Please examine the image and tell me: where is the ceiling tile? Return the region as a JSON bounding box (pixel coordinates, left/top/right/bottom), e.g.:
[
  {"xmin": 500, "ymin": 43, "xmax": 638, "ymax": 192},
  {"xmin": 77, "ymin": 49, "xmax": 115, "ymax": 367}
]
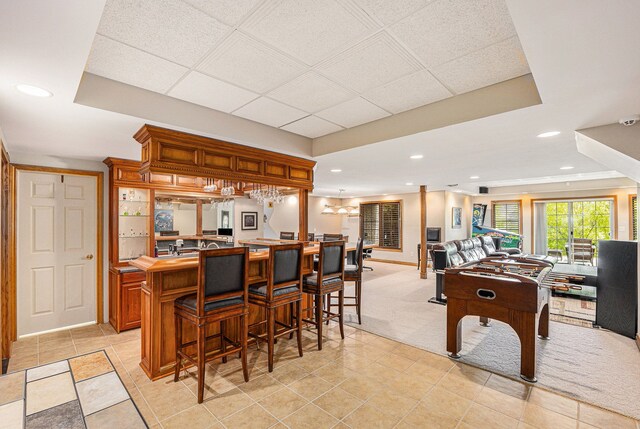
[
  {"xmin": 316, "ymin": 97, "xmax": 390, "ymax": 128},
  {"xmin": 233, "ymin": 97, "xmax": 308, "ymax": 127},
  {"xmin": 181, "ymin": 0, "xmax": 262, "ymax": 26},
  {"xmin": 167, "ymin": 71, "xmax": 258, "ymax": 113},
  {"xmin": 431, "ymin": 36, "xmax": 530, "ymax": 94},
  {"xmin": 319, "ymin": 32, "xmax": 421, "ymax": 93},
  {"xmin": 268, "ymin": 72, "xmax": 353, "ymax": 113},
  {"xmin": 390, "ymin": 0, "xmax": 517, "ymax": 67},
  {"xmin": 353, "ymin": 0, "xmax": 433, "ymax": 26},
  {"xmin": 86, "ymin": 35, "xmax": 188, "ymax": 93},
  {"xmin": 197, "ymin": 31, "xmax": 305, "ymax": 93},
  {"xmin": 241, "ymin": 0, "xmax": 377, "ymax": 65},
  {"xmin": 363, "ymin": 70, "xmax": 452, "ymax": 114},
  {"xmin": 98, "ymin": 0, "xmax": 230, "ymax": 67},
  {"xmin": 281, "ymin": 116, "xmax": 343, "ymax": 138}
]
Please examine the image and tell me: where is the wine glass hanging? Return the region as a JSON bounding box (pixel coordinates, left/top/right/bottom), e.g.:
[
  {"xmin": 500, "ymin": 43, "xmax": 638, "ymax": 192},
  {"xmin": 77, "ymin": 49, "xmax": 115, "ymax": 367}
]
[
  {"xmin": 249, "ymin": 184, "xmax": 284, "ymax": 204},
  {"xmin": 203, "ymin": 178, "xmax": 217, "ymax": 193}
]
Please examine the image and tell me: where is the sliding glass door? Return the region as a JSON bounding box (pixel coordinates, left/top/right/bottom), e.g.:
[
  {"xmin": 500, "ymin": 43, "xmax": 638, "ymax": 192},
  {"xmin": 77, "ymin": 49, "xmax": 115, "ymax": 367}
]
[{"xmin": 535, "ymin": 199, "xmax": 614, "ymax": 263}]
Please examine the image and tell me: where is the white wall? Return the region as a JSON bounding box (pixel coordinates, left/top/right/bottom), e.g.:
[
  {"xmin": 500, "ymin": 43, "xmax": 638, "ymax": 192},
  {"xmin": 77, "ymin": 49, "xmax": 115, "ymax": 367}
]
[
  {"xmin": 234, "ymin": 197, "xmax": 264, "ymax": 243},
  {"xmin": 471, "ymin": 184, "xmax": 637, "ymax": 253},
  {"xmin": 444, "ymin": 191, "xmax": 472, "ymax": 241},
  {"xmin": 263, "ymin": 196, "xmax": 343, "ymax": 239},
  {"xmin": 173, "ymin": 203, "xmax": 197, "ymax": 235},
  {"xmin": 9, "ymin": 152, "xmax": 110, "ymax": 322}
]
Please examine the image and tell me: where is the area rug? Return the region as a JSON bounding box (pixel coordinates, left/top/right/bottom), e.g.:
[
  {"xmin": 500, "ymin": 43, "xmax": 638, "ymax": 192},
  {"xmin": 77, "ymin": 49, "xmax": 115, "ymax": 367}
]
[
  {"xmin": 0, "ymin": 350, "xmax": 147, "ymax": 428},
  {"xmin": 343, "ymin": 262, "xmax": 640, "ymax": 420}
]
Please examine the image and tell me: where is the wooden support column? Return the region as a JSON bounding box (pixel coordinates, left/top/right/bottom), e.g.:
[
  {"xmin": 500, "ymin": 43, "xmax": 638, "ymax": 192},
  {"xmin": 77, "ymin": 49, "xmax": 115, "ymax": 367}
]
[
  {"xmin": 420, "ymin": 185, "xmax": 428, "ymax": 279},
  {"xmin": 299, "ymin": 189, "xmax": 308, "ymax": 241},
  {"xmin": 196, "ymin": 199, "xmax": 203, "ymax": 236}
]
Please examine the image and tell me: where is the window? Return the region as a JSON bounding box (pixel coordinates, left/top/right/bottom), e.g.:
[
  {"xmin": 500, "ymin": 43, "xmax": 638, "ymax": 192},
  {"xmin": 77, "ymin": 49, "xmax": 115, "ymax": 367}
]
[
  {"xmin": 359, "ymin": 201, "xmax": 401, "ymax": 250},
  {"xmin": 632, "ymin": 195, "xmax": 637, "ymax": 240},
  {"xmin": 492, "ymin": 201, "xmax": 521, "ymax": 234}
]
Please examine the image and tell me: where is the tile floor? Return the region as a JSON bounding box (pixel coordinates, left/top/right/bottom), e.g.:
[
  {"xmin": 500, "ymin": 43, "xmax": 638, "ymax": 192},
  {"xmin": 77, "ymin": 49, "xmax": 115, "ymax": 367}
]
[
  {"xmin": 2, "ymin": 322, "xmax": 639, "ymax": 429},
  {"xmin": 0, "ymin": 348, "xmax": 146, "ymax": 428}
]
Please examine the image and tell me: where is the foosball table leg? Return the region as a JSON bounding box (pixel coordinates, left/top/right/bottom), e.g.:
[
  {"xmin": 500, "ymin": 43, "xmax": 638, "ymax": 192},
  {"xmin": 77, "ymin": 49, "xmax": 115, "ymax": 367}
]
[
  {"xmin": 537, "ymin": 303, "xmax": 550, "ymax": 340},
  {"xmin": 514, "ymin": 312, "xmax": 538, "ymax": 383},
  {"xmin": 479, "ymin": 316, "xmax": 490, "ymax": 327},
  {"xmin": 447, "ymin": 299, "xmax": 464, "ymax": 359}
]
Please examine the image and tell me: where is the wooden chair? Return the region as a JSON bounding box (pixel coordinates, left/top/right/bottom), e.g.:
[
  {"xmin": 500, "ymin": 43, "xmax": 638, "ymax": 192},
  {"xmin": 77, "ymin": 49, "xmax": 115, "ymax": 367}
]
[
  {"xmin": 279, "ymin": 231, "xmax": 296, "ymax": 240},
  {"xmin": 173, "ymin": 247, "xmax": 250, "ymax": 403},
  {"xmin": 248, "ymin": 243, "xmax": 304, "ymax": 372},
  {"xmin": 328, "ymin": 237, "xmax": 363, "ymax": 324},
  {"xmin": 303, "ymin": 241, "xmax": 345, "ymax": 350},
  {"xmin": 307, "ymin": 232, "xmax": 315, "ymax": 242},
  {"xmin": 322, "ymin": 233, "xmax": 343, "ymax": 242}
]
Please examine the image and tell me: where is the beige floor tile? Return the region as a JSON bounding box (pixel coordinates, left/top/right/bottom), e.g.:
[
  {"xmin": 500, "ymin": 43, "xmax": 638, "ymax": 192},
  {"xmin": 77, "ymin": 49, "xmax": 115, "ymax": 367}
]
[
  {"xmin": 476, "ymin": 385, "xmax": 527, "ymax": 419},
  {"xmin": 159, "ymin": 404, "xmax": 218, "ymax": 429},
  {"xmin": 10, "ymin": 344, "xmax": 38, "ymax": 359},
  {"xmin": 98, "ymin": 323, "xmax": 118, "ymax": 337},
  {"xmin": 11, "ymin": 336, "xmax": 37, "ymax": 351},
  {"xmin": 397, "ymin": 404, "xmax": 459, "ymax": 429},
  {"xmin": 0, "ymin": 371, "xmax": 25, "ymax": 406},
  {"xmin": 74, "ymin": 336, "xmax": 112, "ymax": 354},
  {"xmin": 521, "ymin": 403, "xmax": 577, "ymax": 429},
  {"xmin": 26, "ymin": 360, "xmax": 69, "ymax": 382},
  {"xmin": 76, "ymin": 372, "xmax": 130, "ymax": 416},
  {"xmin": 25, "ymin": 372, "xmax": 77, "ymax": 416},
  {"xmin": 359, "ymin": 361, "xmax": 402, "ymax": 383},
  {"xmin": 577, "ymin": 423, "xmax": 599, "ymax": 429},
  {"xmin": 203, "ymin": 388, "xmax": 254, "ymax": 420},
  {"xmin": 385, "ymin": 371, "xmax": 434, "ymax": 400},
  {"xmin": 0, "ymin": 399, "xmax": 24, "ymax": 429},
  {"xmin": 85, "ymin": 399, "xmax": 147, "ymax": 429},
  {"xmin": 392, "ymin": 343, "xmax": 431, "ymax": 362},
  {"xmin": 70, "ymin": 324, "xmax": 105, "ymax": 340},
  {"xmin": 420, "ymin": 386, "xmax": 471, "ymax": 420},
  {"xmin": 484, "ymin": 374, "xmax": 530, "ymax": 400},
  {"xmin": 403, "ymin": 360, "xmax": 450, "ymax": 384},
  {"xmin": 38, "ymin": 337, "xmax": 75, "ymax": 352},
  {"xmin": 221, "ymin": 403, "xmax": 277, "ymax": 429},
  {"xmin": 282, "ymin": 403, "xmax": 339, "ymax": 429},
  {"xmin": 128, "ymin": 387, "xmax": 159, "ymax": 427},
  {"xmin": 238, "ymin": 373, "xmax": 285, "ymax": 401},
  {"xmin": 449, "ymin": 363, "xmax": 492, "ymax": 384},
  {"xmin": 367, "ymin": 389, "xmax": 418, "ymax": 419},
  {"xmin": 7, "ymin": 354, "xmax": 38, "ymax": 373},
  {"xmin": 338, "ymin": 375, "xmax": 382, "ymax": 401},
  {"xmin": 343, "ymin": 403, "xmax": 401, "ymax": 429},
  {"xmin": 38, "ymin": 330, "xmax": 71, "ymax": 343},
  {"xmin": 258, "ymin": 386, "xmax": 307, "ymax": 419},
  {"xmin": 313, "ymin": 387, "xmax": 362, "ymax": 420},
  {"xmin": 182, "ymin": 367, "xmax": 238, "ymax": 400},
  {"xmin": 376, "ymin": 353, "xmax": 415, "ymax": 372},
  {"xmin": 579, "ymin": 403, "xmax": 637, "ymax": 429},
  {"xmin": 289, "ymin": 374, "xmax": 334, "ymax": 401},
  {"xmin": 528, "ymin": 388, "xmax": 578, "ymax": 419},
  {"xmin": 462, "ymin": 403, "xmax": 518, "ymax": 429},
  {"xmin": 69, "ymin": 351, "xmax": 113, "ymax": 382},
  {"xmin": 139, "ymin": 380, "xmax": 198, "ymax": 421},
  {"xmin": 270, "ymin": 362, "xmax": 310, "ymax": 385},
  {"xmin": 437, "ymin": 371, "xmax": 485, "ymax": 401},
  {"xmin": 414, "ymin": 353, "xmax": 456, "ymax": 372},
  {"xmin": 311, "ymin": 362, "xmax": 356, "ymax": 385},
  {"xmin": 38, "ymin": 345, "xmax": 77, "ymax": 364}
]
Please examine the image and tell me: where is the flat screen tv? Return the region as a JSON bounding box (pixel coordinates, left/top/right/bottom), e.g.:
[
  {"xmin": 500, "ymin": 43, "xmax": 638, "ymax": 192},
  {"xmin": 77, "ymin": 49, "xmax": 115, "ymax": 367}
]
[
  {"xmin": 426, "ymin": 227, "xmax": 441, "ymax": 243},
  {"xmin": 217, "ymin": 228, "xmax": 233, "ymax": 236}
]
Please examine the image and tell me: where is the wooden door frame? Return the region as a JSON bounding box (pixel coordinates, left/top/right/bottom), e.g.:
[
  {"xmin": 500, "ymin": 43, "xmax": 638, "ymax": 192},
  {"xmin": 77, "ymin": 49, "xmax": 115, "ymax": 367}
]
[
  {"xmin": 8, "ymin": 164, "xmax": 104, "ymax": 342},
  {"xmin": 1, "ymin": 145, "xmax": 10, "ymax": 359}
]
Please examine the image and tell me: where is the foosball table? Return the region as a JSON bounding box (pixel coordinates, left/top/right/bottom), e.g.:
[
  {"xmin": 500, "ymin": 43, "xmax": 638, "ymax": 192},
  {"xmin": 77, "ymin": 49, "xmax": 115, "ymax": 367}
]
[{"xmin": 444, "ymin": 257, "xmax": 584, "ymax": 382}]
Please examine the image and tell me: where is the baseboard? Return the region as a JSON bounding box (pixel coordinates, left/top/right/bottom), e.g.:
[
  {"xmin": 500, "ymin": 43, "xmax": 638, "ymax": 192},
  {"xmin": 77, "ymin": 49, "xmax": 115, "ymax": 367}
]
[
  {"xmin": 18, "ymin": 320, "xmax": 97, "ymax": 339},
  {"xmin": 636, "ymin": 334, "xmax": 640, "ymax": 352},
  {"xmin": 369, "ymin": 258, "xmax": 418, "ymax": 267}
]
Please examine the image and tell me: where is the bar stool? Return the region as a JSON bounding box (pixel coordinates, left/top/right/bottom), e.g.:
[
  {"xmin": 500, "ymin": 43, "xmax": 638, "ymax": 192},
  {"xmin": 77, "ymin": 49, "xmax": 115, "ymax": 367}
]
[
  {"xmin": 303, "ymin": 241, "xmax": 345, "ymax": 350},
  {"xmin": 249, "ymin": 243, "xmax": 304, "ymax": 372},
  {"xmin": 279, "ymin": 231, "xmax": 295, "ymax": 240},
  {"xmin": 328, "ymin": 237, "xmax": 363, "ymax": 324},
  {"xmin": 173, "ymin": 247, "xmax": 250, "ymax": 403}
]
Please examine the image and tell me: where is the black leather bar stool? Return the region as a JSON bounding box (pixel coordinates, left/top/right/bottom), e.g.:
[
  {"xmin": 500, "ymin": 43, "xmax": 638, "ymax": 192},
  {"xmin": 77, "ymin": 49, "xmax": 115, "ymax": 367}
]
[
  {"xmin": 303, "ymin": 241, "xmax": 345, "ymax": 350},
  {"xmin": 322, "ymin": 233, "xmax": 343, "ymax": 241},
  {"xmin": 248, "ymin": 243, "xmax": 304, "ymax": 372},
  {"xmin": 173, "ymin": 247, "xmax": 250, "ymax": 403},
  {"xmin": 328, "ymin": 237, "xmax": 363, "ymax": 324},
  {"xmin": 279, "ymin": 231, "xmax": 295, "ymax": 240}
]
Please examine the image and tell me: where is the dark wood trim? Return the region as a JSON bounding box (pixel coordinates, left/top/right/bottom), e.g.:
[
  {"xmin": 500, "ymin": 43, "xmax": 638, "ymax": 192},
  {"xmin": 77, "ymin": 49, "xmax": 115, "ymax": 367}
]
[
  {"xmin": 11, "ymin": 164, "xmax": 105, "ymax": 335},
  {"xmin": 299, "ymin": 189, "xmax": 308, "ymax": 241},
  {"xmin": 0, "ymin": 142, "xmax": 11, "ymax": 358},
  {"xmin": 369, "ymin": 258, "xmax": 417, "ymax": 267},
  {"xmin": 420, "ymin": 185, "xmax": 427, "ymax": 279},
  {"xmin": 490, "ymin": 199, "xmax": 523, "ymax": 234}
]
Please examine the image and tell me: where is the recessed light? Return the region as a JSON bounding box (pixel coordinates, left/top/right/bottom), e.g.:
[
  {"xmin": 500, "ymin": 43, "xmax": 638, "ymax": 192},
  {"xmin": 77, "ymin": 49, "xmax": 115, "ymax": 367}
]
[
  {"xmin": 409, "ymin": 155, "xmax": 423, "ymax": 159},
  {"xmin": 454, "ymin": 190, "xmax": 463, "ymax": 193},
  {"xmin": 330, "ymin": 169, "xmax": 342, "ymax": 173},
  {"xmin": 537, "ymin": 131, "xmax": 561, "ymax": 138},
  {"xmin": 16, "ymin": 84, "xmax": 53, "ymax": 97},
  {"xmin": 469, "ymin": 176, "xmax": 479, "ymax": 179},
  {"xmin": 405, "ymin": 182, "xmax": 414, "ymax": 186},
  {"xmin": 383, "ymin": 194, "xmax": 388, "ymax": 196},
  {"xmin": 560, "ymin": 166, "xmax": 574, "ymax": 170}
]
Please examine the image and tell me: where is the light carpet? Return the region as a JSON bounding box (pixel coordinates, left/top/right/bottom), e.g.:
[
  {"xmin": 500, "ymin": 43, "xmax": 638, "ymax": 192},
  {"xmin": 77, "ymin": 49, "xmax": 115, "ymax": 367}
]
[{"xmin": 342, "ymin": 262, "xmax": 640, "ymax": 420}]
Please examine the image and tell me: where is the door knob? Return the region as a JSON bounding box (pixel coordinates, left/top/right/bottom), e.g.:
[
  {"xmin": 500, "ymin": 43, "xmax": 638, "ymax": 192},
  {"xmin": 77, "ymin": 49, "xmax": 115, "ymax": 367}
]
[{"xmin": 84, "ymin": 254, "xmax": 94, "ymax": 260}]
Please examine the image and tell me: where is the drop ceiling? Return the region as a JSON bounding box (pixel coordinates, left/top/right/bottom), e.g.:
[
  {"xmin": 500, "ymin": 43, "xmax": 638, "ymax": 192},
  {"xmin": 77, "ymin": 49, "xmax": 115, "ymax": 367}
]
[{"xmin": 85, "ymin": 0, "xmax": 531, "ymax": 138}]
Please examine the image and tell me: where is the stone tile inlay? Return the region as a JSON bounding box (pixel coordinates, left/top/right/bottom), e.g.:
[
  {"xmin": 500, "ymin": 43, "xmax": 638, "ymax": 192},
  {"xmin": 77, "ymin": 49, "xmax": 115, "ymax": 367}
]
[
  {"xmin": 25, "ymin": 400, "xmax": 85, "ymax": 429},
  {"xmin": 76, "ymin": 372, "xmax": 130, "ymax": 416},
  {"xmin": 70, "ymin": 350, "xmax": 113, "ymax": 382}
]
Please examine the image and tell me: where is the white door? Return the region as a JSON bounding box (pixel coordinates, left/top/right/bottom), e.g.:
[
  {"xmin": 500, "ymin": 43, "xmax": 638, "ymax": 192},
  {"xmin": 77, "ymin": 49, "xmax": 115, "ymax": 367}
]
[{"xmin": 17, "ymin": 171, "xmax": 97, "ymax": 336}]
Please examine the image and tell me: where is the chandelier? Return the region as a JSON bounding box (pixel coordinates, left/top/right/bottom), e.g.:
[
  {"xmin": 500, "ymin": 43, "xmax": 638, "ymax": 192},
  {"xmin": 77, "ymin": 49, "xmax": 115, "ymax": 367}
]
[
  {"xmin": 249, "ymin": 184, "xmax": 284, "ymax": 204},
  {"xmin": 321, "ymin": 189, "xmax": 359, "ymax": 216}
]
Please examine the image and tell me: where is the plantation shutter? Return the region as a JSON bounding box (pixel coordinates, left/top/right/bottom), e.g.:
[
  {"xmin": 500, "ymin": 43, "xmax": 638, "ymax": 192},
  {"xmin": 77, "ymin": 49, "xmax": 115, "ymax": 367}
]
[
  {"xmin": 360, "ymin": 203, "xmax": 379, "ymax": 245},
  {"xmin": 492, "ymin": 201, "xmax": 521, "ymax": 234},
  {"xmin": 380, "ymin": 202, "xmax": 401, "ymax": 249}
]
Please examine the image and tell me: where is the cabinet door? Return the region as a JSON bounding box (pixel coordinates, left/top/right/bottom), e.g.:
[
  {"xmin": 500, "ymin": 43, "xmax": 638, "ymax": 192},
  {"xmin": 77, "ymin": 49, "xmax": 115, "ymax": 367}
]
[{"xmin": 121, "ymin": 282, "xmax": 142, "ymax": 330}]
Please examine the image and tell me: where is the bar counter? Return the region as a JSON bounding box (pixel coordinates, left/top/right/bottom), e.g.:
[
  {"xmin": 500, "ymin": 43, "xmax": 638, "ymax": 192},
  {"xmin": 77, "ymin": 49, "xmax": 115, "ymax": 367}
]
[{"xmin": 130, "ymin": 243, "xmax": 355, "ymax": 380}]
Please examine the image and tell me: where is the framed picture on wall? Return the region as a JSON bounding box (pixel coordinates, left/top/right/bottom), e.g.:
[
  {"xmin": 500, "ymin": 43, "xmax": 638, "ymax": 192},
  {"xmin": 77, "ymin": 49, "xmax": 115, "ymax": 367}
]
[
  {"xmin": 452, "ymin": 207, "xmax": 462, "ymax": 229},
  {"xmin": 241, "ymin": 211, "xmax": 258, "ymax": 230}
]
